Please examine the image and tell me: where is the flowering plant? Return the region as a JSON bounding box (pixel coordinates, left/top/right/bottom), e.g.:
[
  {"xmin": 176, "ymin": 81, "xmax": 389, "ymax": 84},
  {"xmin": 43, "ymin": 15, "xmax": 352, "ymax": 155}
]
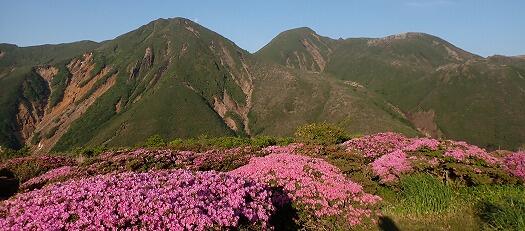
[
  {"xmin": 231, "ymin": 152, "xmax": 381, "ymax": 227},
  {"xmin": 0, "ymin": 169, "xmax": 275, "ymax": 230}
]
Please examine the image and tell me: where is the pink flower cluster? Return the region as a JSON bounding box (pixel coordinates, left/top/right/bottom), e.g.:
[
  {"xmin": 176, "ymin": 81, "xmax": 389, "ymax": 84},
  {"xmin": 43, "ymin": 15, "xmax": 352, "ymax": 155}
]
[
  {"xmin": 230, "ymin": 153, "xmax": 381, "ymax": 226},
  {"xmin": 371, "ymin": 150, "xmax": 412, "ymax": 183},
  {"xmin": 342, "ymin": 133, "xmax": 506, "ymax": 182},
  {"xmin": 20, "ymin": 166, "xmax": 77, "ymax": 191},
  {"xmin": 343, "ymin": 132, "xmax": 411, "ymax": 157},
  {"xmin": 403, "ymin": 138, "xmax": 440, "ymax": 152},
  {"xmin": 0, "ymin": 155, "xmax": 75, "ymax": 171},
  {"xmin": 503, "ymin": 151, "xmax": 525, "ymax": 181},
  {"xmin": 442, "ymin": 141, "xmax": 499, "ymax": 164},
  {"xmin": 0, "ymin": 169, "xmax": 275, "ymax": 230}
]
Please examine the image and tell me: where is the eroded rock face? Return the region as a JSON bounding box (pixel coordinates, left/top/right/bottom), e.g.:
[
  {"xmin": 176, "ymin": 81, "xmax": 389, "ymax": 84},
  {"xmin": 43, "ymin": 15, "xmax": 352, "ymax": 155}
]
[
  {"xmin": 15, "ymin": 103, "xmax": 40, "ymax": 142},
  {"xmin": 0, "ymin": 50, "xmax": 5, "ymax": 59},
  {"xmin": 35, "ymin": 66, "xmax": 58, "ymax": 82},
  {"xmin": 142, "ymin": 47, "xmax": 154, "ymax": 69},
  {"xmin": 29, "ymin": 53, "xmax": 117, "ymax": 153},
  {"xmin": 408, "ymin": 110, "xmax": 443, "ymax": 138}
]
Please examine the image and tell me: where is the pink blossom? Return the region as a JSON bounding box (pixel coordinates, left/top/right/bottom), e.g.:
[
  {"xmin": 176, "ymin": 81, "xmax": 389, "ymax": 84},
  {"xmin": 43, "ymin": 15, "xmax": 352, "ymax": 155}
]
[
  {"xmin": 371, "ymin": 150, "xmax": 412, "ymax": 183},
  {"xmin": 0, "ymin": 170, "xmax": 274, "ymax": 230},
  {"xmin": 342, "ymin": 132, "xmax": 410, "ymax": 157},
  {"xmin": 230, "ymin": 153, "xmax": 381, "ymax": 226},
  {"xmin": 503, "ymin": 151, "xmax": 525, "ymax": 181}
]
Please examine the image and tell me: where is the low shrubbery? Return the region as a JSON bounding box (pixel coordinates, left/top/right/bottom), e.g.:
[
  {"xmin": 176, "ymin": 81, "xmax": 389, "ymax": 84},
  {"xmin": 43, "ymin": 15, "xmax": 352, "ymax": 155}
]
[
  {"xmin": 1, "ymin": 126, "xmax": 524, "ymax": 230},
  {"xmin": 342, "ymin": 132, "xmax": 520, "ymax": 186},
  {"xmin": 167, "ymin": 135, "xmax": 293, "ymax": 151},
  {"xmin": 294, "ymin": 122, "xmax": 351, "ymax": 145}
]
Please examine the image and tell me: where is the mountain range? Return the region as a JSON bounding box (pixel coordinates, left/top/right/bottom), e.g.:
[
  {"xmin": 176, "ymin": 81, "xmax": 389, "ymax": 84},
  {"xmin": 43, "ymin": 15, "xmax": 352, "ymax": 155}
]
[{"xmin": 1, "ymin": 17, "xmax": 524, "ymax": 153}]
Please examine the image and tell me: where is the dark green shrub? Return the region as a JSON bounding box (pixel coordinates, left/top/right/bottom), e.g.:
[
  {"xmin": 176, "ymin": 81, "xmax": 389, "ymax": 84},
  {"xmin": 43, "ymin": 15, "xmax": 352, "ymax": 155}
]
[
  {"xmin": 143, "ymin": 135, "xmax": 166, "ymax": 148},
  {"xmin": 294, "ymin": 122, "xmax": 351, "ymax": 145},
  {"xmin": 249, "ymin": 136, "xmax": 277, "ymax": 148},
  {"xmin": 8, "ymin": 161, "xmax": 45, "ymax": 183},
  {"xmin": 73, "ymin": 146, "xmax": 107, "ymax": 158},
  {"xmin": 205, "ymin": 136, "xmax": 250, "ymax": 149},
  {"xmin": 0, "ymin": 146, "xmax": 30, "ymax": 161}
]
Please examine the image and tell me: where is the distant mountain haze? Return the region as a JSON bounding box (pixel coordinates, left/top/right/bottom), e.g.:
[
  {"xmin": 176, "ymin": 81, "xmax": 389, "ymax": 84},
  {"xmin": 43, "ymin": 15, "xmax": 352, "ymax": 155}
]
[{"xmin": 0, "ymin": 18, "xmax": 523, "ymax": 152}]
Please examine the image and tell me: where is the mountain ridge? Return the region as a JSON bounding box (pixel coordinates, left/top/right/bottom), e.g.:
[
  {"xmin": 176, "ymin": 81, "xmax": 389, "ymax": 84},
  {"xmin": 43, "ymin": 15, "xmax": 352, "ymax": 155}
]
[{"xmin": 0, "ymin": 17, "xmax": 523, "ymax": 152}]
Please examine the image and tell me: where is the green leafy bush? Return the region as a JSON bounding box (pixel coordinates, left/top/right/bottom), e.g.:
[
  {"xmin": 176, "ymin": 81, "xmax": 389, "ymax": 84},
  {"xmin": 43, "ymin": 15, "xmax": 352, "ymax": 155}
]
[
  {"xmin": 294, "ymin": 122, "xmax": 350, "ymax": 145},
  {"xmin": 143, "ymin": 135, "xmax": 166, "ymax": 148}
]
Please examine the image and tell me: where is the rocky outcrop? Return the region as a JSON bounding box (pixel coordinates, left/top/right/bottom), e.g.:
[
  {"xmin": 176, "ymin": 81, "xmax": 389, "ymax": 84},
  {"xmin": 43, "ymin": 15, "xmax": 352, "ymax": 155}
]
[
  {"xmin": 408, "ymin": 110, "xmax": 443, "ymax": 138},
  {"xmin": 212, "ymin": 42, "xmax": 254, "ymax": 135},
  {"xmin": 35, "ymin": 66, "xmax": 58, "ymax": 82},
  {"xmin": 15, "ymin": 102, "xmax": 40, "ymax": 142},
  {"xmin": 142, "ymin": 47, "xmax": 154, "ymax": 69},
  {"xmin": 301, "ymin": 38, "xmax": 327, "ymax": 72}
]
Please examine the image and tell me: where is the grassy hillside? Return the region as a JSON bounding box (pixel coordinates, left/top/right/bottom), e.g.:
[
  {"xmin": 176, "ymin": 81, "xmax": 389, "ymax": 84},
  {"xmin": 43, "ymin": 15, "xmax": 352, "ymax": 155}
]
[
  {"xmin": 256, "ymin": 30, "xmax": 525, "ymax": 150},
  {"xmin": 4, "ymin": 18, "xmax": 518, "ymax": 152}
]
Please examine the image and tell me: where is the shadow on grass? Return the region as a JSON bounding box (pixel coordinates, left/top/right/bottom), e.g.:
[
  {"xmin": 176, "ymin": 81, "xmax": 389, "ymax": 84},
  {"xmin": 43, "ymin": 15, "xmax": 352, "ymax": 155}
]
[{"xmin": 378, "ymin": 216, "xmax": 400, "ymax": 231}]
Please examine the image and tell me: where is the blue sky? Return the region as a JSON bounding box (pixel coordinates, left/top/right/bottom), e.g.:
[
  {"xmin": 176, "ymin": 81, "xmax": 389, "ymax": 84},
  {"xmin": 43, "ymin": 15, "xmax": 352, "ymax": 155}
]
[{"xmin": 0, "ymin": 0, "xmax": 523, "ymax": 57}]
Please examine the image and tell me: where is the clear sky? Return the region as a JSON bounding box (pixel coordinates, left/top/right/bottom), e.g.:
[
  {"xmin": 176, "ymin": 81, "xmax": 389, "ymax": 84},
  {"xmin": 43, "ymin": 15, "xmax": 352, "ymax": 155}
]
[{"xmin": 1, "ymin": 0, "xmax": 524, "ymax": 57}]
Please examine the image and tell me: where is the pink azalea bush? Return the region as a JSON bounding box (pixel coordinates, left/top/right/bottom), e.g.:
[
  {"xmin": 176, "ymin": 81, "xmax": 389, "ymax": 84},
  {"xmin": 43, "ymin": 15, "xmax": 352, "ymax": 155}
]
[
  {"xmin": 20, "ymin": 166, "xmax": 78, "ymax": 191},
  {"xmin": 442, "ymin": 140, "xmax": 500, "ymax": 164},
  {"xmin": 230, "ymin": 151, "xmax": 381, "ymax": 226},
  {"xmin": 342, "ymin": 133, "xmax": 514, "ymax": 184},
  {"xmin": 0, "ymin": 169, "xmax": 275, "ymax": 230},
  {"xmin": 342, "ymin": 132, "xmax": 410, "ymax": 157},
  {"xmin": 371, "ymin": 150, "xmax": 412, "ymax": 183},
  {"xmin": 503, "ymin": 151, "xmax": 525, "ymax": 181},
  {"xmin": 404, "ymin": 138, "xmax": 440, "ymax": 152}
]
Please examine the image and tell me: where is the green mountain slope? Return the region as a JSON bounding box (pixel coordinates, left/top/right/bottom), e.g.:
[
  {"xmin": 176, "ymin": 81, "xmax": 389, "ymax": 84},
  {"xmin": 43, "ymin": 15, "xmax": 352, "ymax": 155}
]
[
  {"xmin": 0, "ymin": 18, "xmax": 419, "ymax": 152},
  {"xmin": 256, "ymin": 29, "xmax": 525, "ymax": 149}
]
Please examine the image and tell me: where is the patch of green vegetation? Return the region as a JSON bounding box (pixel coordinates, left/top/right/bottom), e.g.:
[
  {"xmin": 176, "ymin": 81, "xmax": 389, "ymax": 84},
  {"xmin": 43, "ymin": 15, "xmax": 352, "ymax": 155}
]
[
  {"xmin": 167, "ymin": 135, "xmax": 293, "ymax": 151},
  {"xmin": 468, "ymin": 185, "xmax": 525, "ymax": 230},
  {"xmin": 48, "ymin": 63, "xmax": 72, "ymax": 107},
  {"xmin": 0, "ymin": 146, "xmax": 30, "ymax": 161},
  {"xmin": 44, "ymin": 126, "xmax": 59, "ymax": 139},
  {"xmin": 143, "ymin": 134, "xmax": 166, "ymax": 148},
  {"xmin": 295, "ymin": 122, "xmax": 351, "ymax": 145},
  {"xmin": 393, "ymin": 174, "xmax": 455, "ymax": 215},
  {"xmin": 30, "ymin": 132, "xmax": 41, "ymax": 145}
]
